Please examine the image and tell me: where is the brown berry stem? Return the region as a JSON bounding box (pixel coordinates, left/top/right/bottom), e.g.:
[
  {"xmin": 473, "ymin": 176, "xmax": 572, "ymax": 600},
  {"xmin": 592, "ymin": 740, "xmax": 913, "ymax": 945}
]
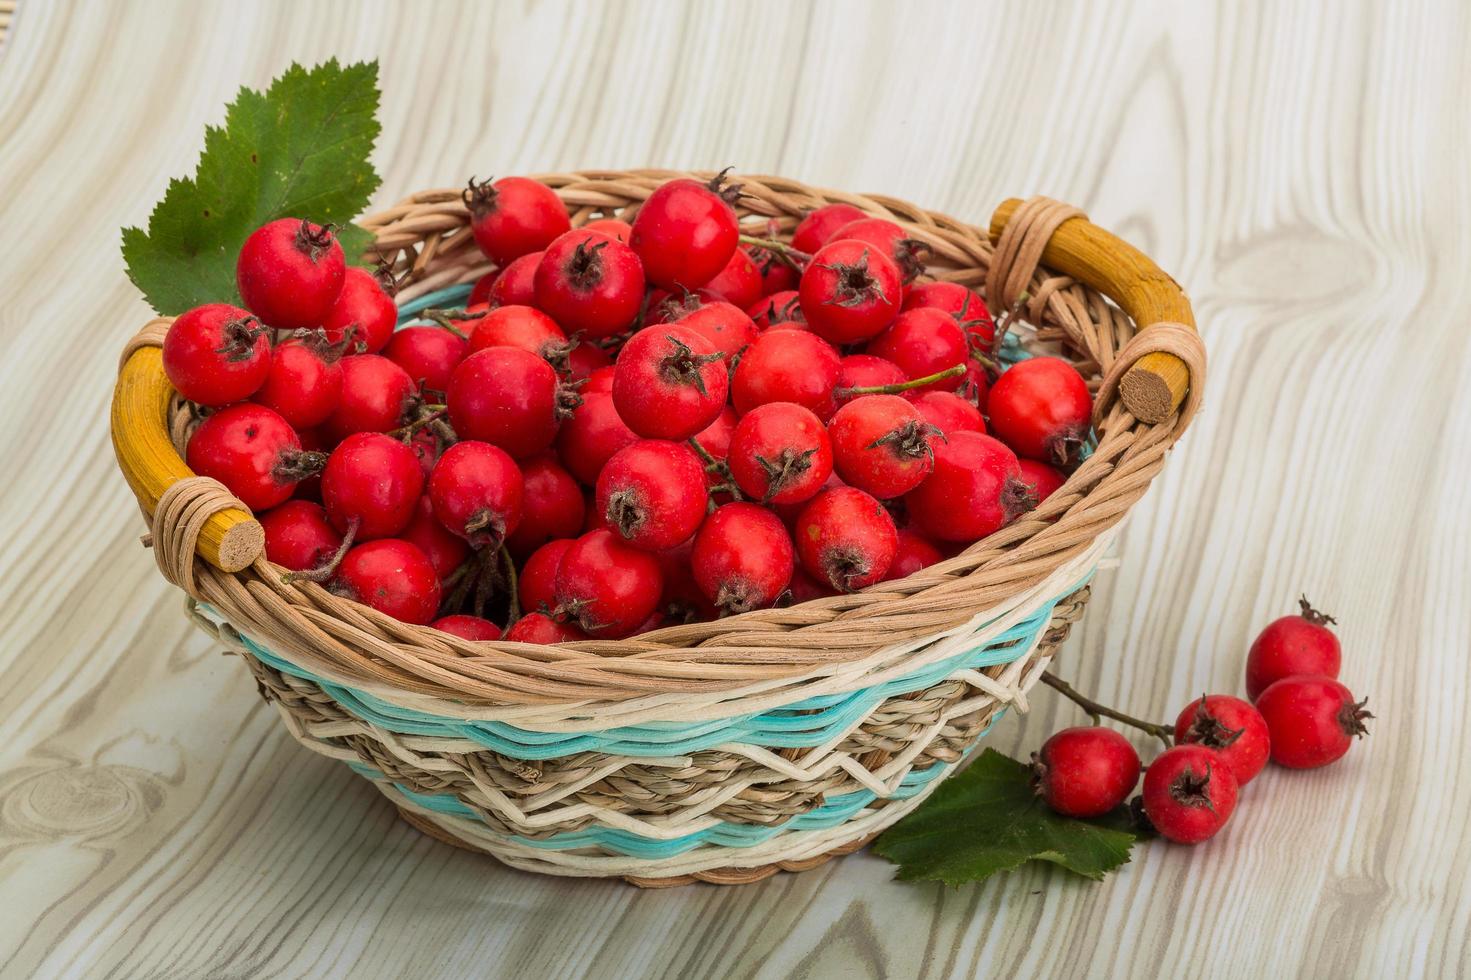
[
  {"xmin": 281, "ymin": 519, "xmax": 357, "ymax": 584},
  {"xmin": 1040, "ymin": 670, "xmax": 1174, "ymax": 748},
  {"xmin": 836, "ymin": 363, "xmax": 965, "ymax": 398},
  {"xmin": 738, "ymin": 235, "xmax": 813, "ymax": 270},
  {"xmin": 500, "ymin": 545, "xmax": 520, "ymax": 623},
  {"xmin": 1298, "ymin": 594, "xmax": 1337, "ymax": 626},
  {"xmin": 422, "ymin": 307, "xmax": 485, "ymax": 340},
  {"xmin": 687, "ymin": 437, "xmax": 720, "ymax": 468},
  {"xmin": 390, "ymin": 408, "xmax": 448, "ymax": 442}
]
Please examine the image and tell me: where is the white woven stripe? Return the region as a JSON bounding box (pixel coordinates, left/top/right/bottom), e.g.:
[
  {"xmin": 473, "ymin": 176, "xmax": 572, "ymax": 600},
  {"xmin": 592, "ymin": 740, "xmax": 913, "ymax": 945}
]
[
  {"xmin": 372, "ymin": 655, "xmax": 1048, "ymax": 885},
  {"xmin": 265, "ymin": 644, "xmax": 1050, "ymax": 841},
  {"xmin": 207, "ymin": 530, "xmax": 1110, "ymax": 731}
]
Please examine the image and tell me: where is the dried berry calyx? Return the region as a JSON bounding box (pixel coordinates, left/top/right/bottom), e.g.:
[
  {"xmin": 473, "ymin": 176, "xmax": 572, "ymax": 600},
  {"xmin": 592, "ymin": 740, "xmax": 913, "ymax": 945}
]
[
  {"xmin": 214, "ymin": 316, "xmax": 268, "ymax": 362},
  {"xmin": 1168, "ymin": 761, "xmax": 1217, "ymax": 811},
  {"xmin": 1298, "ymin": 594, "xmax": 1337, "ymax": 626},
  {"xmin": 563, "ymin": 238, "xmax": 615, "ymax": 290},
  {"xmin": 817, "ymin": 250, "xmax": 889, "ymax": 308},
  {"xmin": 868, "ymin": 420, "xmax": 941, "ymax": 462},
  {"xmin": 1181, "ymin": 696, "xmax": 1245, "ymax": 749},
  {"xmin": 657, "ymin": 335, "xmax": 724, "ymax": 394},
  {"xmin": 293, "ymin": 219, "xmax": 338, "ymax": 261},
  {"xmin": 755, "ymin": 447, "xmax": 818, "ymax": 503},
  {"xmin": 1337, "ymin": 696, "xmax": 1373, "ymax": 737},
  {"xmin": 706, "ymin": 166, "xmax": 744, "ymax": 206},
  {"xmin": 462, "ymin": 175, "xmax": 501, "ymax": 217}
]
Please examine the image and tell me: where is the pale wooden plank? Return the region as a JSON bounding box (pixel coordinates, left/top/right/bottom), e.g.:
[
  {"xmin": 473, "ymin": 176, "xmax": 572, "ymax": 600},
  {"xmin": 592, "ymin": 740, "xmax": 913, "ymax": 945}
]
[{"xmin": 0, "ymin": 1, "xmax": 1467, "ymax": 978}]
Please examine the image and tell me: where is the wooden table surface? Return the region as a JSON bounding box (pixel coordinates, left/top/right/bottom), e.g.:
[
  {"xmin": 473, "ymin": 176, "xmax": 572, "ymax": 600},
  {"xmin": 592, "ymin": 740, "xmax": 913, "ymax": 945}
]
[{"xmin": 1, "ymin": 2, "xmax": 1468, "ymax": 977}]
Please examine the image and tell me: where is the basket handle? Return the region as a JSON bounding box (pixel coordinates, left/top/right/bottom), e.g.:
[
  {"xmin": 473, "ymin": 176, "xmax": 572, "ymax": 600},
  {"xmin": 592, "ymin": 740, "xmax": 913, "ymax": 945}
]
[
  {"xmin": 988, "ymin": 198, "xmax": 1196, "ymax": 423},
  {"xmin": 112, "ymin": 340, "xmax": 263, "ymax": 573}
]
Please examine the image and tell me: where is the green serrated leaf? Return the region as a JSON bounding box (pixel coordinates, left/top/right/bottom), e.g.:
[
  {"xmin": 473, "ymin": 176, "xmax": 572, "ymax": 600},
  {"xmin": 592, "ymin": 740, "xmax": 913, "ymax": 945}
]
[
  {"xmin": 122, "ymin": 59, "xmax": 382, "ymax": 315},
  {"xmin": 872, "ymin": 748, "xmax": 1139, "ymax": 887}
]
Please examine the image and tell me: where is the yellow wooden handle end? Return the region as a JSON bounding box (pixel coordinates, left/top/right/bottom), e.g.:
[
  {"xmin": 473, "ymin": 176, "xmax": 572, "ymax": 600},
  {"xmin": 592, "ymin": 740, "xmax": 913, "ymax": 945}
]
[
  {"xmin": 989, "ymin": 198, "xmax": 1195, "ymax": 423},
  {"xmin": 110, "ymin": 346, "xmax": 263, "ymax": 573}
]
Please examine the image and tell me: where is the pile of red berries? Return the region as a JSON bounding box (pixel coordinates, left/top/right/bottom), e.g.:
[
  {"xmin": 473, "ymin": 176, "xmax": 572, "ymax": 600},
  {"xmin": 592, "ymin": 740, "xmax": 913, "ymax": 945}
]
[
  {"xmin": 162, "ymin": 172, "xmax": 1096, "ymax": 643},
  {"xmin": 1032, "ymin": 598, "xmax": 1370, "ymax": 843}
]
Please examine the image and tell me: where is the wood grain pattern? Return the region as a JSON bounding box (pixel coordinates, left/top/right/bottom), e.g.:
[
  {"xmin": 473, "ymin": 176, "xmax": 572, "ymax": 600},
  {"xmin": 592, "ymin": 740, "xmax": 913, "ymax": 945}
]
[{"xmin": 0, "ymin": 1, "xmax": 1468, "ymax": 977}]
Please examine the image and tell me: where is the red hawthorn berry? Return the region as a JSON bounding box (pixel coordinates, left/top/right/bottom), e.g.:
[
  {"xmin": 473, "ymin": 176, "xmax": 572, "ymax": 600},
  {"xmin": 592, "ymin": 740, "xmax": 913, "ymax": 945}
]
[
  {"xmin": 793, "ymin": 486, "xmax": 898, "ymax": 592},
  {"xmin": 252, "ymin": 332, "xmax": 345, "ymax": 430},
  {"xmin": 828, "ymin": 394, "xmax": 940, "ymax": 499},
  {"xmin": 612, "ymin": 325, "xmax": 728, "ymax": 440},
  {"xmin": 382, "ymin": 325, "xmax": 469, "ymax": 394},
  {"xmin": 1032, "ymin": 727, "xmax": 1141, "ymax": 818},
  {"xmin": 668, "ymin": 300, "xmax": 760, "ymax": 362},
  {"xmin": 1016, "ymin": 458, "xmax": 1066, "ymax": 504},
  {"xmin": 987, "ymin": 357, "xmax": 1093, "ymax": 468},
  {"xmin": 1245, "ymin": 597, "xmax": 1343, "ymax": 701},
  {"xmin": 324, "ymin": 354, "xmax": 417, "ymax": 442},
  {"xmin": 748, "ymin": 290, "xmax": 806, "ymax": 330},
  {"xmin": 487, "ymin": 251, "xmax": 542, "ymax": 307},
  {"xmin": 791, "ymin": 203, "xmax": 867, "ymax": 254},
  {"xmin": 799, "ymin": 240, "xmax": 903, "ymax": 344},
  {"xmin": 236, "ymin": 218, "xmax": 346, "ymax": 330},
  {"xmin": 629, "ymin": 170, "xmax": 742, "ymax": 289},
  {"xmin": 700, "ymin": 247, "xmax": 764, "ymax": 309},
  {"xmin": 463, "ymin": 176, "xmax": 571, "ymax": 265},
  {"xmin": 581, "ymin": 217, "xmax": 633, "ymax": 242},
  {"xmin": 320, "ymin": 432, "xmax": 425, "ymax": 540},
  {"xmin": 1256, "ymin": 676, "xmax": 1371, "ymax": 769},
  {"xmin": 727, "ymin": 402, "xmax": 834, "ymax": 505},
  {"xmin": 554, "ymin": 391, "xmax": 640, "ymax": 486},
  {"xmin": 467, "ymin": 305, "xmax": 568, "ymax": 361},
  {"xmin": 553, "ymin": 529, "xmax": 665, "ymax": 638},
  {"xmin": 1173, "ymin": 694, "xmax": 1272, "ymax": 785},
  {"xmin": 691, "ymin": 502, "xmax": 795, "ymax": 614},
  {"xmin": 1141, "ymin": 745, "xmax": 1238, "ymax": 844},
  {"xmin": 260, "ymin": 500, "xmax": 343, "ymax": 572},
  {"xmin": 534, "ymin": 229, "xmax": 646, "ymax": 339},
  {"xmin": 912, "ymin": 390, "xmax": 985, "ymax": 437},
  {"xmin": 828, "ymin": 216, "xmax": 930, "ymax": 282},
  {"xmin": 447, "ymin": 346, "xmax": 576, "ymax": 459},
  {"xmin": 427, "ymin": 440, "xmax": 526, "ymax": 548},
  {"xmin": 594, "ymin": 440, "xmax": 709, "ymax": 551},
  {"xmin": 519, "ymin": 538, "xmax": 575, "ymax": 615},
  {"xmin": 505, "ymin": 454, "xmax": 586, "ymax": 558},
  {"xmin": 866, "ymin": 307, "xmax": 968, "ymax": 395},
  {"xmin": 162, "ymin": 304, "xmax": 271, "ymax": 406},
  {"xmin": 884, "ymin": 529, "xmax": 944, "ymax": 581},
  {"xmin": 505, "ymin": 611, "xmax": 588, "ymax": 644},
  {"xmin": 321, "ymin": 266, "xmax": 398, "ymax": 354},
  {"xmin": 904, "ymin": 431, "xmax": 1034, "ymax": 543},
  {"xmin": 903, "ymin": 281, "xmax": 995, "ymax": 349},
  {"xmin": 186, "ymin": 403, "xmax": 324, "ymax": 512},
  {"xmin": 431, "ymin": 614, "xmax": 504, "ymax": 641},
  {"xmin": 401, "ymin": 495, "xmax": 470, "ymax": 584},
  {"xmin": 750, "ymin": 246, "xmax": 800, "ymax": 295},
  {"xmin": 731, "ymin": 329, "xmax": 842, "ymax": 420},
  {"xmin": 330, "ymin": 539, "xmax": 441, "ymax": 625}
]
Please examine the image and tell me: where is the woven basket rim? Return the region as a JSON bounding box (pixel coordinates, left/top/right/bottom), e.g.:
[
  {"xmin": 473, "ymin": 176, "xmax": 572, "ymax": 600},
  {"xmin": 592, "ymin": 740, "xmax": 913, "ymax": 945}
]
[{"xmin": 117, "ymin": 170, "xmax": 1202, "ymax": 707}]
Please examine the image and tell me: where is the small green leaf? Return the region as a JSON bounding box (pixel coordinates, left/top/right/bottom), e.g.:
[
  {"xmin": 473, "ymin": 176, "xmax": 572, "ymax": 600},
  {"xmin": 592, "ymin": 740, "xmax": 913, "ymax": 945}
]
[
  {"xmin": 873, "ymin": 748, "xmax": 1139, "ymax": 887},
  {"xmin": 122, "ymin": 59, "xmax": 382, "ymax": 315}
]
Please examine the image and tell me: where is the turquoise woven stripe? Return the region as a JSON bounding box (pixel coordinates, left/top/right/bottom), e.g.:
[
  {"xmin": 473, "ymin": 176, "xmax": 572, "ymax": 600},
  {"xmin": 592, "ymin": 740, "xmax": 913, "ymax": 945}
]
[
  {"xmin": 228, "ymin": 571, "xmax": 1085, "ymax": 760},
  {"xmin": 348, "ymin": 718, "xmax": 994, "ymax": 859}
]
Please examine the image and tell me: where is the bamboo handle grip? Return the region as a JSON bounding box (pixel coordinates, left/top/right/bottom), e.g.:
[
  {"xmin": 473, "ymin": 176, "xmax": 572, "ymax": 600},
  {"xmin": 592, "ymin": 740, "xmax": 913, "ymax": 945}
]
[
  {"xmin": 988, "ymin": 198, "xmax": 1195, "ymax": 423},
  {"xmin": 111, "ymin": 346, "xmax": 263, "ymax": 572}
]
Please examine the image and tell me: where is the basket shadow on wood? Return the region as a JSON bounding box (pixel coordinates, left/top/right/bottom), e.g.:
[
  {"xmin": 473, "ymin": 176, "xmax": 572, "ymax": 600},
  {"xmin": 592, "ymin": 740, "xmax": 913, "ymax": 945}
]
[{"xmin": 111, "ymin": 172, "xmax": 1204, "ymax": 885}]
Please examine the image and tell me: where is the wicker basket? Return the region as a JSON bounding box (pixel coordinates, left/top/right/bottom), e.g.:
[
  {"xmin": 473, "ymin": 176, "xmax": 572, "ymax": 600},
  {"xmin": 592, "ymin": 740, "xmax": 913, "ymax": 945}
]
[{"xmin": 111, "ymin": 173, "xmax": 1205, "ymax": 886}]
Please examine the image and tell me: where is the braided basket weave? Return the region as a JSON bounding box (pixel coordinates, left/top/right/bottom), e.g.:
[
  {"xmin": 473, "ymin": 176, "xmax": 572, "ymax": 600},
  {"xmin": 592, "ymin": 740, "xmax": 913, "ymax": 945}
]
[{"xmin": 111, "ymin": 172, "xmax": 1205, "ymax": 886}]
